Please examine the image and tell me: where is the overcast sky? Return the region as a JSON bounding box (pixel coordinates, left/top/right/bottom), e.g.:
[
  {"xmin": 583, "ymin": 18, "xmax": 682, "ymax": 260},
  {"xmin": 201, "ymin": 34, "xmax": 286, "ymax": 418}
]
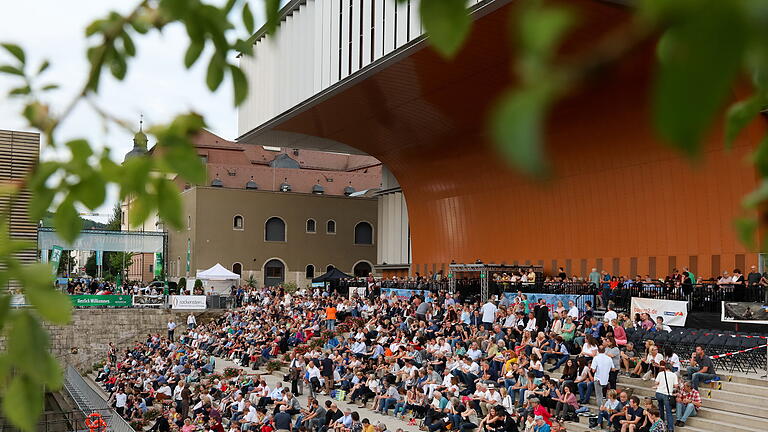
[{"xmin": 0, "ymin": 0, "xmax": 267, "ymax": 221}]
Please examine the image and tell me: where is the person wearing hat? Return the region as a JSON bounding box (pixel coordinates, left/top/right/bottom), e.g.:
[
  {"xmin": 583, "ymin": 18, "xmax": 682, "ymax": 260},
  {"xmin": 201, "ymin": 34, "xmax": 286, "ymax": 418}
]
[{"xmin": 533, "ymin": 414, "xmax": 551, "ymax": 432}]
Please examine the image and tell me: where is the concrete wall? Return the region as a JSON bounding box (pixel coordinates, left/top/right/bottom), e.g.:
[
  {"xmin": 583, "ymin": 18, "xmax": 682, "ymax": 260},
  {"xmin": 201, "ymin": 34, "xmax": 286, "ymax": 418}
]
[{"xmin": 40, "ymin": 309, "xmax": 222, "ymax": 371}]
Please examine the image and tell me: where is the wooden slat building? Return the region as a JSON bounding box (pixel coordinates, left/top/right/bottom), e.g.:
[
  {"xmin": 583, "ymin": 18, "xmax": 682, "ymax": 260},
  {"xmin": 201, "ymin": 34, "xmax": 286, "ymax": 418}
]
[{"xmin": 0, "ymin": 129, "xmax": 40, "ymax": 290}]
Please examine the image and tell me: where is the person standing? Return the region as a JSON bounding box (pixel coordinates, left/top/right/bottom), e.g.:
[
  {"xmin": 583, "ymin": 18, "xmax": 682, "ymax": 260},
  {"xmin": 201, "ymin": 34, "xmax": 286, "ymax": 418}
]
[
  {"xmin": 187, "ymin": 313, "xmax": 196, "ymax": 330},
  {"xmin": 653, "ymin": 361, "xmax": 678, "ymax": 432},
  {"xmin": 113, "ymin": 388, "xmax": 127, "ymax": 416},
  {"xmin": 533, "ymin": 299, "xmax": 550, "ymax": 333},
  {"xmin": 167, "ymin": 319, "xmax": 177, "ymax": 341},
  {"xmin": 481, "ymin": 299, "xmax": 497, "ymax": 330},
  {"xmin": 325, "ymin": 303, "xmax": 337, "ymax": 331},
  {"xmin": 588, "ymin": 268, "xmax": 600, "ymax": 289},
  {"xmin": 591, "ymin": 346, "xmax": 613, "ymax": 410}
]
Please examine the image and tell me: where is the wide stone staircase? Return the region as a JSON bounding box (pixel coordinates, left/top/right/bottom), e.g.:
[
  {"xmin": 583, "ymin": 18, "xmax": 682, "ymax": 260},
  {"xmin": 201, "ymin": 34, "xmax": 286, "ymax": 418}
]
[{"xmin": 564, "ymin": 374, "xmax": 768, "ymax": 432}]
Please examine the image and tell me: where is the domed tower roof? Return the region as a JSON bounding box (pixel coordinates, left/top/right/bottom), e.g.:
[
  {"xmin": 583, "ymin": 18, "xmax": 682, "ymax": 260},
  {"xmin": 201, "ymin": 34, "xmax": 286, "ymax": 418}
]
[
  {"xmin": 344, "ymin": 182, "xmax": 355, "ymax": 196},
  {"xmin": 123, "ymin": 116, "xmax": 149, "ymax": 162},
  {"xmin": 312, "ymin": 181, "xmax": 324, "ymax": 195}
]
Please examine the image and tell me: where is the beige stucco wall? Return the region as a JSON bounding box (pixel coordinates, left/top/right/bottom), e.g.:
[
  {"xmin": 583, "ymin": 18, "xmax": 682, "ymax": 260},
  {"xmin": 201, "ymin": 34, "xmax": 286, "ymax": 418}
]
[{"xmin": 168, "ymin": 187, "xmax": 377, "ymax": 286}]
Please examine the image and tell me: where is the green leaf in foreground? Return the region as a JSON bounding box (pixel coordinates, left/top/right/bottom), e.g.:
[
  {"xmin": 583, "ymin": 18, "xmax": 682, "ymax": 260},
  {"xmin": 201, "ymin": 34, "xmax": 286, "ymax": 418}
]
[
  {"xmin": 230, "ymin": 64, "xmax": 248, "ymax": 106},
  {"xmin": 742, "ymin": 178, "xmax": 768, "ymax": 209},
  {"xmin": 242, "ymin": 2, "xmax": 255, "ymax": 35},
  {"xmin": 421, "ymin": 0, "xmax": 472, "ymax": 58},
  {"xmin": 1, "ymin": 43, "xmax": 26, "ymax": 64},
  {"xmin": 491, "ymin": 83, "xmax": 555, "ymax": 177},
  {"xmin": 205, "ymin": 55, "xmax": 224, "ymax": 91},
  {"xmin": 724, "ymin": 96, "xmax": 764, "ymax": 148},
  {"xmin": 734, "ymin": 217, "xmax": 757, "ymax": 250},
  {"xmin": 156, "ymin": 178, "xmax": 183, "ymax": 229},
  {"xmin": 265, "ymin": 0, "xmax": 281, "ymax": 35},
  {"xmin": 3, "ymin": 375, "xmax": 43, "ymax": 432},
  {"xmin": 20, "ymin": 263, "xmax": 72, "ymax": 325},
  {"xmin": 53, "ymin": 198, "xmax": 82, "ymax": 243},
  {"xmin": 184, "ymin": 41, "xmax": 204, "ymax": 69},
  {"xmin": 653, "ymin": 2, "xmax": 748, "ymax": 156}
]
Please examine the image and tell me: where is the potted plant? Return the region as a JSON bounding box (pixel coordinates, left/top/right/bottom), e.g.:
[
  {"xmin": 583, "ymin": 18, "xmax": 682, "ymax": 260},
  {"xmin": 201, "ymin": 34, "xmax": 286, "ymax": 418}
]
[{"xmin": 265, "ymin": 360, "xmax": 283, "ymax": 373}]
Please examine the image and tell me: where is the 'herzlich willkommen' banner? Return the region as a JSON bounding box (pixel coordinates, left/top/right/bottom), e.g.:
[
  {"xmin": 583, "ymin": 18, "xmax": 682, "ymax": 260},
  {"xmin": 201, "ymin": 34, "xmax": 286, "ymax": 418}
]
[{"xmin": 630, "ymin": 297, "xmax": 688, "ymax": 326}]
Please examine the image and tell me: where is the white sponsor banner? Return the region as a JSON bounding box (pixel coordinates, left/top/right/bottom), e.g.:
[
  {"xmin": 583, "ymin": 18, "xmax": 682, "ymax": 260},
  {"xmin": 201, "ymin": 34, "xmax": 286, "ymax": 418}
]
[
  {"xmin": 630, "ymin": 297, "xmax": 688, "ymax": 326},
  {"xmin": 170, "ymin": 295, "xmax": 207, "ymax": 310}
]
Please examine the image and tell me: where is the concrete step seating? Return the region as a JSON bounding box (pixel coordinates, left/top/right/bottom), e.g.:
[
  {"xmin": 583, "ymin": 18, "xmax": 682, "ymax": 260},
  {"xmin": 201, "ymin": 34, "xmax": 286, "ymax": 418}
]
[{"xmin": 562, "ymin": 374, "xmax": 768, "ymax": 432}]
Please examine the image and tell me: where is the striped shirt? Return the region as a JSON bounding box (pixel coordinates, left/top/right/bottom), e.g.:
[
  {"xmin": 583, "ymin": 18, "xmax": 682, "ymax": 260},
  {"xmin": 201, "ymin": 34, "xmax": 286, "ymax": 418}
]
[{"xmin": 677, "ymin": 388, "xmax": 701, "ymax": 410}]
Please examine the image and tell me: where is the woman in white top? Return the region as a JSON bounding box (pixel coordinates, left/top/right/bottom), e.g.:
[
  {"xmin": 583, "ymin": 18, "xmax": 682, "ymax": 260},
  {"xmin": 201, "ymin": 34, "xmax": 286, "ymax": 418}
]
[
  {"xmin": 529, "ymin": 354, "xmax": 545, "ymax": 378},
  {"xmin": 653, "ymin": 361, "xmax": 679, "ymax": 429},
  {"xmin": 579, "ymin": 335, "xmax": 599, "ymax": 358},
  {"xmin": 663, "ymin": 347, "xmax": 681, "ymax": 373}
]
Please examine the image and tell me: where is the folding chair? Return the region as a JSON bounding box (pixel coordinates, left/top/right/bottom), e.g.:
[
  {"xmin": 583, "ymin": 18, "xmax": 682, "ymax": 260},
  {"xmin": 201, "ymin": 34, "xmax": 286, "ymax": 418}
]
[
  {"xmin": 721, "ymin": 336, "xmax": 743, "ymax": 373},
  {"xmin": 740, "ymin": 337, "xmax": 765, "ymax": 374}
]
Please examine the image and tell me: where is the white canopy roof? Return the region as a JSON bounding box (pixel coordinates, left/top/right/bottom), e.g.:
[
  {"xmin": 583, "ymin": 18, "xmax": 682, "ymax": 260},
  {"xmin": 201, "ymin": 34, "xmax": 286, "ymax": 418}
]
[{"xmin": 196, "ymin": 263, "xmax": 240, "ymax": 280}]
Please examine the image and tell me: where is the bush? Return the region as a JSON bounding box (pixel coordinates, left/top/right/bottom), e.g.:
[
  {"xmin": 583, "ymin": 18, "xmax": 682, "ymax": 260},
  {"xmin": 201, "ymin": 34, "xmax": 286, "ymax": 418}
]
[
  {"xmin": 294, "ymin": 345, "xmax": 310, "ymax": 356},
  {"xmin": 194, "ymin": 279, "xmax": 203, "ymax": 290},
  {"xmin": 223, "ymin": 367, "xmax": 240, "ymax": 378},
  {"xmin": 91, "ymin": 361, "xmax": 104, "ymax": 371},
  {"xmin": 283, "ymin": 281, "xmax": 298, "ymax": 294},
  {"xmin": 129, "ymin": 419, "xmax": 147, "ymax": 430},
  {"xmin": 143, "ymin": 408, "xmax": 161, "ymax": 421},
  {"xmin": 265, "ymin": 360, "xmax": 283, "ymax": 372},
  {"xmin": 178, "ymin": 277, "xmax": 187, "ymax": 292}
]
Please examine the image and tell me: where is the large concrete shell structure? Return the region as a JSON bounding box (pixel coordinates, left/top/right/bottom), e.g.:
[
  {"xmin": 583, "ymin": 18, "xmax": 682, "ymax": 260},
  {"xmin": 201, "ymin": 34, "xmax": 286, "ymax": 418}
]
[{"xmin": 238, "ymin": 0, "xmax": 763, "ymax": 278}]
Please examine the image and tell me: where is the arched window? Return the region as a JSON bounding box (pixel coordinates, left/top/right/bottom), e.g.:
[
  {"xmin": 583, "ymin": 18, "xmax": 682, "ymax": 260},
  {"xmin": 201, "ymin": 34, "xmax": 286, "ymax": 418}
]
[
  {"xmin": 326, "ymin": 264, "xmax": 335, "ymax": 273},
  {"xmin": 326, "ymin": 220, "xmax": 336, "ymax": 234},
  {"xmin": 187, "ymin": 215, "xmax": 191, "ymax": 230},
  {"xmin": 264, "ymin": 259, "xmax": 285, "ymax": 286},
  {"xmin": 232, "ymin": 263, "xmax": 242, "ymax": 276},
  {"xmin": 354, "ymin": 222, "xmax": 373, "ymax": 245},
  {"xmin": 305, "ymin": 264, "xmax": 315, "ymax": 279},
  {"xmin": 306, "ymin": 219, "xmax": 316, "ymax": 233},
  {"xmin": 265, "ymin": 217, "xmax": 286, "ymax": 242},
  {"xmin": 353, "ymin": 261, "xmax": 372, "ymax": 277},
  {"xmin": 233, "ymin": 215, "xmax": 244, "ymax": 230}
]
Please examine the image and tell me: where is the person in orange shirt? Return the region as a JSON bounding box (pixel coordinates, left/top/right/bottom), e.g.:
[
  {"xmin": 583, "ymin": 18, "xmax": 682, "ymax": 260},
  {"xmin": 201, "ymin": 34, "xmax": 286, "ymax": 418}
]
[{"xmin": 326, "ymin": 303, "xmax": 337, "ymax": 331}]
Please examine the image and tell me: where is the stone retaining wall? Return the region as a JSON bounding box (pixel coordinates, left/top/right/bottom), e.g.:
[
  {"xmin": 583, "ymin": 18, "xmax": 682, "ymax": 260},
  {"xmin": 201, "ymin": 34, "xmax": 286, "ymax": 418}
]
[{"xmin": 40, "ymin": 309, "xmax": 224, "ymax": 371}]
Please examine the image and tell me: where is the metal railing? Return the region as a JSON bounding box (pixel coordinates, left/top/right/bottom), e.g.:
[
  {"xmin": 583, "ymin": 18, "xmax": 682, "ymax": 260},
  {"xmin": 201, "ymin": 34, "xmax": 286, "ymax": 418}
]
[{"xmin": 64, "ymin": 366, "xmax": 134, "ymax": 432}]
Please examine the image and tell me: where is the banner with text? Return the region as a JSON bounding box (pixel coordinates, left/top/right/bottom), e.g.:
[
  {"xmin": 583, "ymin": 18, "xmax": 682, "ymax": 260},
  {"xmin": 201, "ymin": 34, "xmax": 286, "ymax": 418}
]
[
  {"xmin": 50, "ymin": 246, "xmax": 63, "ymax": 276},
  {"xmin": 71, "ymin": 295, "xmax": 132, "ymax": 307},
  {"xmin": 721, "ymin": 302, "xmax": 768, "ymax": 325},
  {"xmin": 630, "ymin": 297, "xmax": 688, "ymax": 326},
  {"xmin": 170, "ymin": 295, "xmax": 207, "ymax": 310},
  {"xmin": 381, "ymin": 288, "xmax": 433, "ymax": 302},
  {"xmin": 154, "ymin": 252, "xmax": 163, "ymax": 278}
]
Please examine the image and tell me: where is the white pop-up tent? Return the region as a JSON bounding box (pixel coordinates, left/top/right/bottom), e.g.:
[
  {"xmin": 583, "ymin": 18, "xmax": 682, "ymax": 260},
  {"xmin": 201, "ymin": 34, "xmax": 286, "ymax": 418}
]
[{"xmin": 195, "ymin": 263, "xmax": 240, "ymax": 294}]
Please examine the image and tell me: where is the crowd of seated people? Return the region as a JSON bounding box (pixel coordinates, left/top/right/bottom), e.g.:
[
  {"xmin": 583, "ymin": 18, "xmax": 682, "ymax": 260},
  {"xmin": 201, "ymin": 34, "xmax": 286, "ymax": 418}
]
[{"xmin": 95, "ymin": 283, "xmax": 721, "ymax": 432}]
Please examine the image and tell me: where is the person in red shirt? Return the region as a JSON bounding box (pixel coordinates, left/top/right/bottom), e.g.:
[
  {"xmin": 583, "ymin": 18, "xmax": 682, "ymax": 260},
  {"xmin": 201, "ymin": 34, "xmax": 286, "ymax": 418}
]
[{"xmin": 530, "ymin": 397, "xmax": 552, "ymax": 425}]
